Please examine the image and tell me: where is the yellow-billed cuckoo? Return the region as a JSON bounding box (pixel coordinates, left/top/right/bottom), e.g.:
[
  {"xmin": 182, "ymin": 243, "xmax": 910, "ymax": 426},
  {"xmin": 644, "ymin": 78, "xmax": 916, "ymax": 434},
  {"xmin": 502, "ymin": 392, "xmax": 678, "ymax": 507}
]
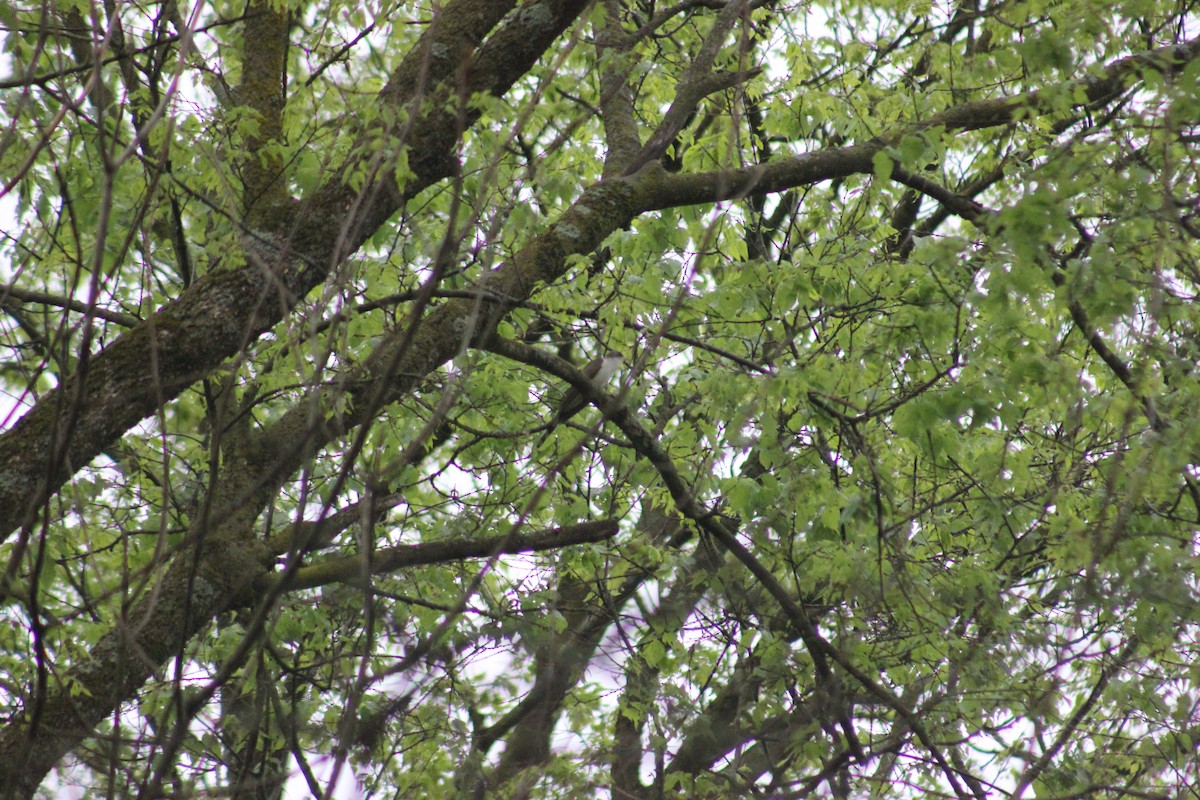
[{"xmin": 536, "ymin": 350, "xmax": 624, "ymax": 446}]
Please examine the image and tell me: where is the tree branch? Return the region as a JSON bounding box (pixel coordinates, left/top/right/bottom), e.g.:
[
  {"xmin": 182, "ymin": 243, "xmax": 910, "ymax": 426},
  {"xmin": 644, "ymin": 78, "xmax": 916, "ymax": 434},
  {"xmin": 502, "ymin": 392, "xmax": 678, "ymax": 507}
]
[{"xmin": 272, "ymin": 520, "xmax": 619, "ymax": 592}]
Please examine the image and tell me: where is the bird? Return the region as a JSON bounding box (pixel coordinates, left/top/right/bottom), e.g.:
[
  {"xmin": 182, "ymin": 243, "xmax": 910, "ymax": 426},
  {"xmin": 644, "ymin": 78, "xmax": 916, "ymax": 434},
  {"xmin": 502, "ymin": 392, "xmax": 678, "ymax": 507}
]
[{"xmin": 536, "ymin": 350, "xmax": 624, "ymax": 447}]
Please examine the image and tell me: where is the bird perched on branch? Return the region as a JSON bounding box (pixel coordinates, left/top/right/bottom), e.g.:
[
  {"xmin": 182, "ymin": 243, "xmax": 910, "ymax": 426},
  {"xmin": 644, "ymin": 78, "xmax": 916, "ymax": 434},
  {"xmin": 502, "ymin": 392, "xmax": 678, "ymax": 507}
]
[{"xmin": 536, "ymin": 351, "xmax": 624, "ymax": 447}]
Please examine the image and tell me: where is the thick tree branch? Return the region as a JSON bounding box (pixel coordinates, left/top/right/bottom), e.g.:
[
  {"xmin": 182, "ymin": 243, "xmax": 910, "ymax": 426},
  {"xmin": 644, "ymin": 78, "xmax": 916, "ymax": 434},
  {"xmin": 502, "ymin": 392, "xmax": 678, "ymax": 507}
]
[
  {"xmin": 236, "ymin": 1, "xmax": 291, "ymax": 223},
  {"xmin": 638, "ymin": 36, "xmax": 1200, "ymax": 209},
  {"xmin": 597, "ymin": 0, "xmax": 642, "ymax": 176}
]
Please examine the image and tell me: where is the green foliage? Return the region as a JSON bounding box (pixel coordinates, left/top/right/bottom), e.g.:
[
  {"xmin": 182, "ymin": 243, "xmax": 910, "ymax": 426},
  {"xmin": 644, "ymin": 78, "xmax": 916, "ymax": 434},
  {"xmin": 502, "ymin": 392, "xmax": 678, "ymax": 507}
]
[{"xmin": 2, "ymin": 0, "xmax": 1200, "ymax": 797}]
